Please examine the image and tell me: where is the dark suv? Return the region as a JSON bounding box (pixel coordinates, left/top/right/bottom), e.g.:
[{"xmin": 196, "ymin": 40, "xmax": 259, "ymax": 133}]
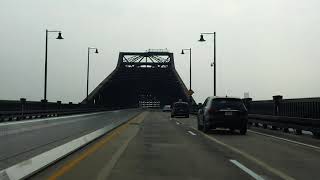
[
  {"xmin": 197, "ymin": 97, "xmax": 248, "ymax": 135},
  {"xmin": 171, "ymin": 102, "xmax": 189, "ymax": 118}
]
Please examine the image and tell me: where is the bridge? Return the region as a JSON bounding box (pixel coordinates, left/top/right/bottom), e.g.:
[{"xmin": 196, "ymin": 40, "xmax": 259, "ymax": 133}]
[
  {"xmin": 0, "ymin": 50, "xmax": 320, "ymax": 180},
  {"xmin": 84, "ymin": 49, "xmax": 195, "ymax": 108}
]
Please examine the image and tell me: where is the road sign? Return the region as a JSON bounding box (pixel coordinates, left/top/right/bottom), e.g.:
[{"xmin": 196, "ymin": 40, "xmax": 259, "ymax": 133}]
[{"xmin": 187, "ymin": 89, "xmax": 194, "ymax": 96}]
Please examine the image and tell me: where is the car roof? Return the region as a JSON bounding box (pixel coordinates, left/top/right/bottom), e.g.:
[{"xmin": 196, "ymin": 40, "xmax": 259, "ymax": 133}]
[
  {"xmin": 209, "ymin": 96, "xmax": 241, "ymax": 100},
  {"xmin": 173, "ymin": 101, "xmax": 188, "ymax": 104}
]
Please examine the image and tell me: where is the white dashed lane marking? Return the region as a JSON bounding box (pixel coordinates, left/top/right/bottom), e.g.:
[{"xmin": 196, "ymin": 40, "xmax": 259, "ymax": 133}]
[
  {"xmin": 188, "ymin": 130, "xmax": 196, "ymax": 136},
  {"xmin": 230, "ymin": 160, "xmax": 265, "ymax": 180}
]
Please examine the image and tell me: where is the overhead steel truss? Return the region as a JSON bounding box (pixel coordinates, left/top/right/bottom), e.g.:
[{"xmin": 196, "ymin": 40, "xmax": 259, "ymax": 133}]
[{"xmin": 83, "ymin": 50, "xmax": 195, "ymax": 108}]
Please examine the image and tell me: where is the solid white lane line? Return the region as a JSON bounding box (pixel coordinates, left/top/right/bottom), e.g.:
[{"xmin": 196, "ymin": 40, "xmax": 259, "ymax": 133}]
[
  {"xmin": 230, "ymin": 160, "xmax": 265, "ymax": 180},
  {"xmin": 249, "ymin": 130, "xmax": 320, "ymax": 151},
  {"xmin": 188, "ymin": 131, "xmax": 196, "ymax": 136}
]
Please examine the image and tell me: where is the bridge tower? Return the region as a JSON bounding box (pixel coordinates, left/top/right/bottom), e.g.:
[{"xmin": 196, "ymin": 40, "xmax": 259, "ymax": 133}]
[{"xmin": 84, "ymin": 49, "xmax": 195, "ymax": 108}]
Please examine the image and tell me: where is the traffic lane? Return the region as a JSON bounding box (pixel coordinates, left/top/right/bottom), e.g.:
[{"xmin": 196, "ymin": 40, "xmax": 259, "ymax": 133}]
[
  {"xmin": 0, "ymin": 109, "xmax": 140, "ymax": 170},
  {"xmin": 30, "ymin": 111, "xmax": 148, "ymax": 180},
  {"xmin": 107, "ymin": 112, "xmax": 262, "ymax": 180},
  {"xmin": 32, "ymin": 111, "xmax": 263, "ymax": 180},
  {"xmin": 175, "ymin": 115, "xmax": 320, "ymax": 180},
  {"xmin": 177, "ymin": 114, "xmax": 320, "ymax": 148}
]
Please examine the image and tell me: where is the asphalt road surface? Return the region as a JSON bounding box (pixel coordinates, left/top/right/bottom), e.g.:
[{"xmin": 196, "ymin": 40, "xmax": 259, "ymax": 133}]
[
  {"xmin": 30, "ymin": 110, "xmax": 320, "ymax": 180},
  {"xmin": 0, "ymin": 109, "xmax": 140, "ymax": 170}
]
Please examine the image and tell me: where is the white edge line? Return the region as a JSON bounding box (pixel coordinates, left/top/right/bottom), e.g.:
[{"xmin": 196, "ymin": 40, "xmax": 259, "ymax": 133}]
[
  {"xmin": 188, "ymin": 131, "xmax": 196, "ymax": 136},
  {"xmin": 230, "ymin": 159, "xmax": 265, "ymax": 180},
  {"xmin": 249, "ymin": 130, "xmax": 320, "ymax": 151},
  {"xmin": 0, "ymin": 115, "xmax": 134, "ymax": 180}
]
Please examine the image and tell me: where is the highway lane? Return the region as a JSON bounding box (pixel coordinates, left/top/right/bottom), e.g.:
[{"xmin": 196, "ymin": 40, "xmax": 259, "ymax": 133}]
[
  {"xmin": 178, "ymin": 115, "xmax": 320, "ymax": 180},
  {"xmin": 105, "ymin": 112, "xmax": 272, "ymax": 180},
  {"xmin": 29, "ymin": 111, "xmax": 320, "ymax": 180},
  {"xmin": 0, "ymin": 109, "xmax": 140, "ymax": 170},
  {"xmin": 32, "ymin": 111, "xmax": 256, "ymax": 180}
]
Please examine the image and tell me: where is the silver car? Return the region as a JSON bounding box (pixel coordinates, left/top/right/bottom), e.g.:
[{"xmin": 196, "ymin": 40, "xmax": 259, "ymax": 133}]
[{"xmin": 162, "ymin": 105, "xmax": 171, "ymax": 112}]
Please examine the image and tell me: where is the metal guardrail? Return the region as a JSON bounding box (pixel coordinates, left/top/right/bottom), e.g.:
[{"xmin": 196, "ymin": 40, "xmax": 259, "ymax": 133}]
[
  {"xmin": 191, "ymin": 110, "xmax": 320, "ymax": 137},
  {"xmin": 0, "ymin": 108, "xmax": 109, "ymax": 122},
  {"xmin": 248, "ymin": 114, "xmax": 320, "ymax": 137},
  {"xmin": 243, "ymin": 96, "xmax": 320, "ymax": 119},
  {"xmin": 139, "ymin": 101, "xmax": 160, "ymax": 108}
]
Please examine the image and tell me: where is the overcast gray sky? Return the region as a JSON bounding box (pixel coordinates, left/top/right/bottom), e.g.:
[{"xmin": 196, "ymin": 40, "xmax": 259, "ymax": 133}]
[{"xmin": 0, "ymin": 0, "xmax": 319, "ymax": 103}]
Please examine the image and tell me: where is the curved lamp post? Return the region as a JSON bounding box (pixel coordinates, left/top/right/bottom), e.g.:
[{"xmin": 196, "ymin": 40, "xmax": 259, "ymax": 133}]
[
  {"xmin": 198, "ymin": 32, "xmax": 216, "ymax": 96},
  {"xmin": 44, "ymin": 29, "xmax": 64, "ymax": 102},
  {"xmin": 180, "ymin": 48, "xmax": 192, "ymax": 91},
  {"xmin": 181, "ymin": 48, "xmax": 193, "ymax": 105},
  {"xmin": 87, "ymin": 47, "xmax": 99, "ymax": 101}
]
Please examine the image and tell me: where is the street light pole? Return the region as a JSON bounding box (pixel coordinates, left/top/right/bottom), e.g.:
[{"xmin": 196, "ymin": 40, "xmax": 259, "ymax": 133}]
[
  {"xmin": 44, "ymin": 30, "xmax": 48, "ymax": 102},
  {"xmin": 86, "ymin": 47, "xmax": 99, "ymax": 102},
  {"xmin": 213, "ymin": 32, "xmax": 216, "ymax": 96},
  {"xmin": 199, "ymin": 32, "xmax": 216, "ymax": 96},
  {"xmin": 181, "ymin": 48, "xmax": 192, "ymax": 105},
  {"xmin": 44, "ymin": 29, "xmax": 64, "ymax": 101},
  {"xmin": 189, "ymin": 48, "xmax": 192, "ymax": 91},
  {"xmin": 87, "ymin": 48, "xmax": 90, "ymax": 101},
  {"xmin": 181, "ymin": 48, "xmax": 192, "ymax": 90}
]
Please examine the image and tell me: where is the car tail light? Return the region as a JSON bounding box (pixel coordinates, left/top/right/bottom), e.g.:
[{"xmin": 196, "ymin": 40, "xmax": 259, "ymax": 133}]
[{"xmin": 208, "ymin": 108, "xmax": 217, "ymax": 114}]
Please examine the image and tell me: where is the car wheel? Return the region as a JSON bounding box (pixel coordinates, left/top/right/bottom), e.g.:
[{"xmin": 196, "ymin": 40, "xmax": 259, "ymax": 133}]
[
  {"xmin": 197, "ymin": 120, "xmax": 203, "ymax": 130},
  {"xmin": 312, "ymin": 131, "xmax": 320, "ymax": 138},
  {"xmin": 171, "ymin": 114, "xmax": 174, "ymax": 118},
  {"xmin": 240, "ymin": 127, "xmax": 247, "ymax": 135},
  {"xmin": 202, "ymin": 120, "xmax": 209, "ymax": 133},
  {"xmin": 186, "ymin": 114, "xmax": 189, "ymax": 118}
]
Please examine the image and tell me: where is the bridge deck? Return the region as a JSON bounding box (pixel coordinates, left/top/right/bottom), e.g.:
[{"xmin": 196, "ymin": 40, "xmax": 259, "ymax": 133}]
[
  {"xmin": 0, "ymin": 109, "xmax": 139, "ymax": 170},
  {"xmin": 28, "ymin": 111, "xmax": 320, "ymax": 180}
]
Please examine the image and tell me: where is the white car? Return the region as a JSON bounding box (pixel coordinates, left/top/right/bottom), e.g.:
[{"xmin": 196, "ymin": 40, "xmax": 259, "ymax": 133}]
[{"xmin": 162, "ymin": 105, "xmax": 171, "ymax": 112}]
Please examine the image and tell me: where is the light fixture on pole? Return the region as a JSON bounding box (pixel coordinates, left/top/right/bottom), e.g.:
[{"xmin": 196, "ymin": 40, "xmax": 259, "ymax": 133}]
[
  {"xmin": 198, "ymin": 34, "xmax": 206, "ymax": 42},
  {"xmin": 43, "ymin": 29, "xmax": 64, "ymax": 102},
  {"xmin": 198, "ymin": 32, "xmax": 216, "ymax": 96},
  {"xmin": 180, "ymin": 48, "xmax": 193, "ymax": 104},
  {"xmin": 87, "ymin": 47, "xmax": 99, "ymax": 102}
]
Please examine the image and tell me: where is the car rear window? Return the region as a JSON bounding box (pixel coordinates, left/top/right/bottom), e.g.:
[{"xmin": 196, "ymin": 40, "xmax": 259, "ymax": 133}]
[
  {"xmin": 211, "ymin": 98, "xmax": 246, "ymax": 111},
  {"xmin": 174, "ymin": 103, "xmax": 188, "ymax": 109}
]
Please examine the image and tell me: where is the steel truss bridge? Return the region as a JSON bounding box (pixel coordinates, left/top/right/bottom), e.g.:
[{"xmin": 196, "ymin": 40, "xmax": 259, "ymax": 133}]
[{"xmin": 84, "ymin": 50, "xmax": 195, "ymax": 108}]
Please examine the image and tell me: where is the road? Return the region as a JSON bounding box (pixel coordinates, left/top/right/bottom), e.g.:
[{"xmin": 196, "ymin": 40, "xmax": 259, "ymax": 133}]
[
  {"xmin": 0, "ymin": 109, "xmax": 140, "ymax": 170},
  {"xmin": 28, "ymin": 110, "xmax": 320, "ymax": 180}
]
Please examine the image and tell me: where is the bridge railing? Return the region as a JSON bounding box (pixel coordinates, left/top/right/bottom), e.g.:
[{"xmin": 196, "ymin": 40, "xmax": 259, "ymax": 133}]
[
  {"xmin": 138, "ymin": 101, "xmax": 160, "ymax": 108},
  {"xmin": 0, "ymin": 99, "xmax": 108, "ymax": 122},
  {"xmin": 243, "ymin": 96, "xmax": 320, "ymax": 136},
  {"xmin": 246, "ymin": 96, "xmax": 320, "ymax": 119},
  {"xmin": 0, "ymin": 108, "xmax": 109, "ymax": 122}
]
